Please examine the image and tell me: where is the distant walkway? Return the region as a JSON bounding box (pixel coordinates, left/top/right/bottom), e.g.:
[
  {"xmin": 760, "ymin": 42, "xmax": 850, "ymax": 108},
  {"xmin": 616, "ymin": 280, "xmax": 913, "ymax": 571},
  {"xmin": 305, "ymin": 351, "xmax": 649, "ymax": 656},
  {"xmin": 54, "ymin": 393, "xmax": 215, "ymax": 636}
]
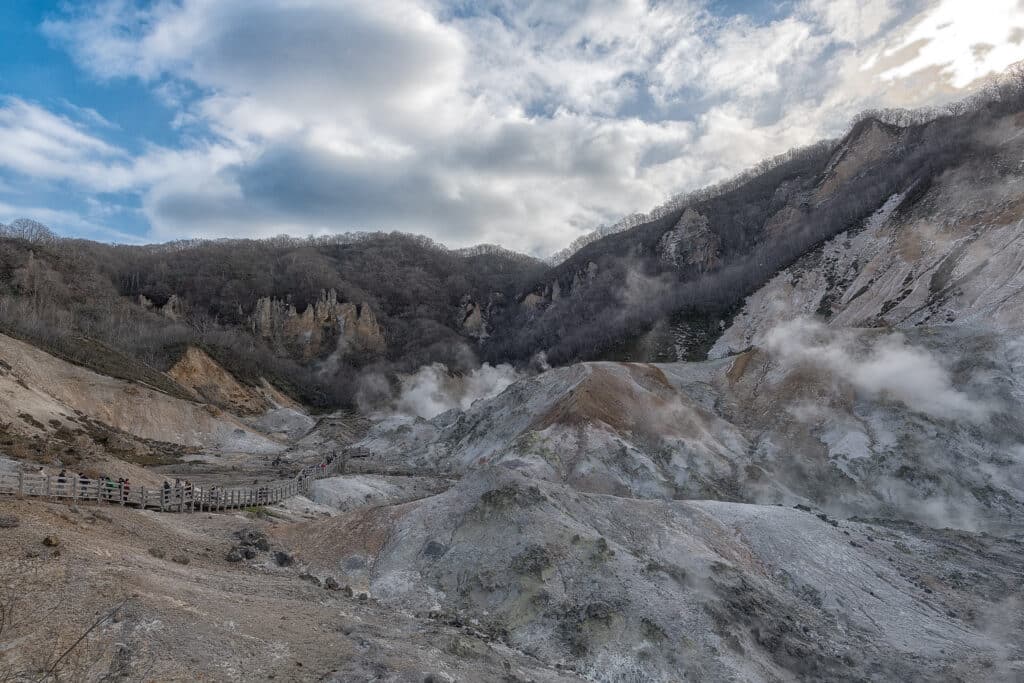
[{"xmin": 0, "ymin": 459, "xmax": 345, "ymax": 512}]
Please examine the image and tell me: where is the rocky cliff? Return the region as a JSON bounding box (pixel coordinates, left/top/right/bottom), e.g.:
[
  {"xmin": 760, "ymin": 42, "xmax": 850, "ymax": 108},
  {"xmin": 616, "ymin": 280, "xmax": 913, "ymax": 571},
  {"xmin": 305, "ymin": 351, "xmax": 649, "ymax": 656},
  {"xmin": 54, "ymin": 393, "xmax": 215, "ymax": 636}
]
[
  {"xmin": 656, "ymin": 207, "xmax": 721, "ymax": 271},
  {"xmin": 460, "ymin": 296, "xmax": 488, "ymax": 338},
  {"xmin": 518, "ymin": 261, "xmax": 600, "ymax": 314}
]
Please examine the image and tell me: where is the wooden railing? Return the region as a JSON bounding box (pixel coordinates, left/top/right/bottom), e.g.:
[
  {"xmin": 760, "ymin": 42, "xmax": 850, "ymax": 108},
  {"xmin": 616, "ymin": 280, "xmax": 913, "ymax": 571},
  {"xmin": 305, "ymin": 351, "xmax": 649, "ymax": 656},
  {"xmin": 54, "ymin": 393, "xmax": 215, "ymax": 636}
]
[{"xmin": 0, "ymin": 459, "xmax": 345, "ymax": 513}]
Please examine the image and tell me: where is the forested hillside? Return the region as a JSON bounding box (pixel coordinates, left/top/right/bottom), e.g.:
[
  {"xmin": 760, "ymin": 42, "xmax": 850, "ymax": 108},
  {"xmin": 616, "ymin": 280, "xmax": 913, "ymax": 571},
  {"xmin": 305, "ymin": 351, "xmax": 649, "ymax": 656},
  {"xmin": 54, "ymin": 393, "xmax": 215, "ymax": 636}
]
[{"xmin": 0, "ymin": 230, "xmax": 544, "ymax": 408}]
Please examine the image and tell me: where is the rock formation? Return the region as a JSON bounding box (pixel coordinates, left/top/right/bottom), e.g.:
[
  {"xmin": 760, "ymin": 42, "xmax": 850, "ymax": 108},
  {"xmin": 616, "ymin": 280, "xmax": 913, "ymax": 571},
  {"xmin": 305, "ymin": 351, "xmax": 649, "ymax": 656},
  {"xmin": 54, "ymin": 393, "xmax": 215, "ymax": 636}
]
[
  {"xmin": 139, "ymin": 293, "xmax": 187, "ymax": 321},
  {"xmin": 460, "ymin": 296, "xmax": 488, "ymax": 338},
  {"xmin": 520, "ymin": 261, "xmax": 599, "ymax": 312},
  {"xmin": 250, "ymin": 289, "xmax": 384, "ymax": 357},
  {"xmin": 657, "ymin": 207, "xmax": 720, "ymax": 272}
]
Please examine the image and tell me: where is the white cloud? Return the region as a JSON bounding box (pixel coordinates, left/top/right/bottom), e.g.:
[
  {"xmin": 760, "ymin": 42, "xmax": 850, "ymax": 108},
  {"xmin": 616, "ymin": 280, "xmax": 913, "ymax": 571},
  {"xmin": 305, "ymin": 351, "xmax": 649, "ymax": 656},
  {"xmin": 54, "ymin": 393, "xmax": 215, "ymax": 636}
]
[
  {"xmin": 0, "ymin": 97, "xmax": 132, "ymax": 191},
  {"xmin": 805, "ymin": 0, "xmax": 899, "ymax": 44},
  {"xmin": 873, "ymin": 0, "xmax": 1024, "ymax": 88},
  {"xmin": 692, "ymin": 16, "xmax": 826, "ymax": 100},
  {"xmin": 0, "ymin": 200, "xmax": 147, "ymax": 243},
  {"xmin": 26, "ymin": 0, "xmax": 1024, "ymax": 253}
]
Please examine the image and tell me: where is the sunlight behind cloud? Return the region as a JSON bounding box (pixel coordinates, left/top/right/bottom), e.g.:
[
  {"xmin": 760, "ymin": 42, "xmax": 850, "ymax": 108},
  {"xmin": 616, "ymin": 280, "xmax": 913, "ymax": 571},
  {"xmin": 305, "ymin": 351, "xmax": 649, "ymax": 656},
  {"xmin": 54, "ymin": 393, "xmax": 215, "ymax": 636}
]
[{"xmin": 874, "ymin": 0, "xmax": 1024, "ymax": 87}]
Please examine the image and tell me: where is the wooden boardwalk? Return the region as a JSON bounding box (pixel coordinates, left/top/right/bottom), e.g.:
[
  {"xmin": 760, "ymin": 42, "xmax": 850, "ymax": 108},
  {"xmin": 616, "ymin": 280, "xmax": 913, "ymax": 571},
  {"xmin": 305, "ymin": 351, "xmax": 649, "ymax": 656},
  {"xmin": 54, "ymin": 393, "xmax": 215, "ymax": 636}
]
[{"xmin": 0, "ymin": 459, "xmax": 345, "ymax": 512}]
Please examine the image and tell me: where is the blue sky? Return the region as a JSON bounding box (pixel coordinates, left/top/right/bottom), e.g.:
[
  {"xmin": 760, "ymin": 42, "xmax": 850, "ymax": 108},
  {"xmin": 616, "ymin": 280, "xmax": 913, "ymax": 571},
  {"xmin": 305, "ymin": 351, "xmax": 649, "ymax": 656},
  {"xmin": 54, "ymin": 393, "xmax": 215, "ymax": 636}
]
[
  {"xmin": 0, "ymin": 0, "xmax": 1021, "ymax": 253},
  {"xmin": 0, "ymin": 3, "xmax": 180, "ymax": 240}
]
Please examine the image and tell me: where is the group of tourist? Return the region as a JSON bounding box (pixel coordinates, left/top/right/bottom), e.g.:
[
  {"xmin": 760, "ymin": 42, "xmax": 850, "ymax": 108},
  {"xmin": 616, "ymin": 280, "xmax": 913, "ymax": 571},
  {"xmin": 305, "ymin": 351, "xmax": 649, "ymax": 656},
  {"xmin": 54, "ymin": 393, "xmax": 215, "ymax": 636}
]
[
  {"xmin": 50, "ymin": 468, "xmax": 133, "ymax": 502},
  {"xmin": 26, "ymin": 453, "xmax": 342, "ymax": 507}
]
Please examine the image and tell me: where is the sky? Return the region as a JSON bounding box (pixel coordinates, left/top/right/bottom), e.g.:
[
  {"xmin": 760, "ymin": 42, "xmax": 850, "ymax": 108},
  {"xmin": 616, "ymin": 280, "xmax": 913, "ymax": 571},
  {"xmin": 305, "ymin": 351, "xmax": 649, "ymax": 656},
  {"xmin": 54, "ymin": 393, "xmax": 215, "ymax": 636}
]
[{"xmin": 0, "ymin": 1, "xmax": 1021, "ymax": 254}]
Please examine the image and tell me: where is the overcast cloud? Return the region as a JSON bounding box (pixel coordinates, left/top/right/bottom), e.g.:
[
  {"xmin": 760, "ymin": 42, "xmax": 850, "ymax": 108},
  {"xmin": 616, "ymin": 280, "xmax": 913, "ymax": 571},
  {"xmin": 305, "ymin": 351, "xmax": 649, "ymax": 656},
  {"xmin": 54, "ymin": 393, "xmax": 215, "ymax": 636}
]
[{"xmin": 0, "ymin": 0, "xmax": 1020, "ymax": 253}]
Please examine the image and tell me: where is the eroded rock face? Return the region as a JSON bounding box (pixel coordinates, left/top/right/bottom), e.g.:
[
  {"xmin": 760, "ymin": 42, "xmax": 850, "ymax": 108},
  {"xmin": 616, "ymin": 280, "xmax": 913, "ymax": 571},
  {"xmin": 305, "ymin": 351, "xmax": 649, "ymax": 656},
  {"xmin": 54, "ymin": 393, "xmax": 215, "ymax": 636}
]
[
  {"xmin": 521, "ymin": 292, "xmax": 546, "ymax": 310},
  {"xmin": 250, "ymin": 289, "xmax": 384, "ymax": 357},
  {"xmin": 167, "ymin": 347, "xmax": 275, "ymax": 416},
  {"xmin": 571, "ymin": 261, "xmax": 598, "ymax": 294},
  {"xmin": 520, "ymin": 262, "xmax": 599, "ymax": 312},
  {"xmin": 349, "ymin": 303, "xmax": 385, "ymax": 352},
  {"xmin": 816, "ymin": 119, "xmax": 900, "ymax": 201},
  {"xmin": 460, "ymin": 298, "xmax": 488, "ymax": 338},
  {"xmin": 139, "ymin": 293, "xmax": 187, "ymax": 321},
  {"xmin": 657, "ymin": 207, "xmax": 720, "ymax": 272}
]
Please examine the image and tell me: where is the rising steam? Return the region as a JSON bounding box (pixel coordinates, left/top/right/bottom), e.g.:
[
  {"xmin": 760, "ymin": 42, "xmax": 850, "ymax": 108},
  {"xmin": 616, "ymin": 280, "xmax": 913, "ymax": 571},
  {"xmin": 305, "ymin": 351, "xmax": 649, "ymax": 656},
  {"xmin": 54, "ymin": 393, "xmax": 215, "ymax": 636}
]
[{"xmin": 761, "ymin": 317, "xmax": 992, "ymax": 423}]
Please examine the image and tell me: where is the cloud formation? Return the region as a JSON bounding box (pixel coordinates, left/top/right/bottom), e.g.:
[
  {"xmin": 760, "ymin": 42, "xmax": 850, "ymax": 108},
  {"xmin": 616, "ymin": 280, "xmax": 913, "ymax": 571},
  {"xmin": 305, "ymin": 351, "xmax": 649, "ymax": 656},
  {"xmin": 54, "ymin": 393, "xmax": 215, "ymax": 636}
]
[{"xmin": 1, "ymin": 0, "xmax": 1019, "ymax": 252}]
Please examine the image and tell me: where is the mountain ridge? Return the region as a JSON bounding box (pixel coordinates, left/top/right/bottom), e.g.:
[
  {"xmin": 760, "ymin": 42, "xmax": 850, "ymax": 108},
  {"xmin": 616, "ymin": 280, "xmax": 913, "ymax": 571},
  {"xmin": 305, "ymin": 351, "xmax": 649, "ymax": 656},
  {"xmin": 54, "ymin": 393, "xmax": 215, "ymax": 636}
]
[{"xmin": 2, "ymin": 71, "xmax": 1023, "ymax": 412}]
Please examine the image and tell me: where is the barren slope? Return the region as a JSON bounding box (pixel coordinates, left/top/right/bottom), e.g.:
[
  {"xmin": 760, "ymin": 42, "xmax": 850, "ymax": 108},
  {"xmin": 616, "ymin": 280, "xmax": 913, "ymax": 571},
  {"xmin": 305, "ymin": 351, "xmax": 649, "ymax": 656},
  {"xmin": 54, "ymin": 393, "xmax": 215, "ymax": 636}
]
[
  {"xmin": 278, "ymin": 467, "xmax": 1024, "ymax": 682},
  {"xmin": 0, "ymin": 333, "xmax": 283, "ymax": 453}
]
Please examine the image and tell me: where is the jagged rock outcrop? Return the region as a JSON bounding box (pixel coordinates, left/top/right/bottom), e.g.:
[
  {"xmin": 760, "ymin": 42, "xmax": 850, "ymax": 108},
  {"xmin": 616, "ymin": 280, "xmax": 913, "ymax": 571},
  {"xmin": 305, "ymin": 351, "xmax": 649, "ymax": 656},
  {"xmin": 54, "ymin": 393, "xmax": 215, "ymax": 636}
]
[
  {"xmin": 348, "ymin": 302, "xmax": 385, "ymax": 351},
  {"xmin": 757, "ymin": 120, "xmax": 901, "ymax": 239},
  {"xmin": 657, "ymin": 207, "xmax": 720, "ymax": 272},
  {"xmin": 570, "ymin": 261, "xmax": 598, "ymax": 293},
  {"xmin": 460, "ymin": 297, "xmax": 488, "ymax": 338},
  {"xmin": 139, "ymin": 293, "xmax": 187, "ymax": 321},
  {"xmin": 250, "ymin": 289, "xmax": 384, "ymax": 357},
  {"xmin": 521, "ymin": 292, "xmax": 546, "ymax": 310},
  {"xmin": 520, "ymin": 262, "xmax": 599, "ymax": 312}
]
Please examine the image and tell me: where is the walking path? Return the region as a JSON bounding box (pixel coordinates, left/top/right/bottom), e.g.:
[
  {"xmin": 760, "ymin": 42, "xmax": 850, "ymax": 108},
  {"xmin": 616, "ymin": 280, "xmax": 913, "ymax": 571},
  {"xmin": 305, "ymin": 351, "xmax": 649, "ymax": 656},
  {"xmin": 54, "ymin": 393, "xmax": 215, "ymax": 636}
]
[{"xmin": 0, "ymin": 459, "xmax": 345, "ymax": 512}]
